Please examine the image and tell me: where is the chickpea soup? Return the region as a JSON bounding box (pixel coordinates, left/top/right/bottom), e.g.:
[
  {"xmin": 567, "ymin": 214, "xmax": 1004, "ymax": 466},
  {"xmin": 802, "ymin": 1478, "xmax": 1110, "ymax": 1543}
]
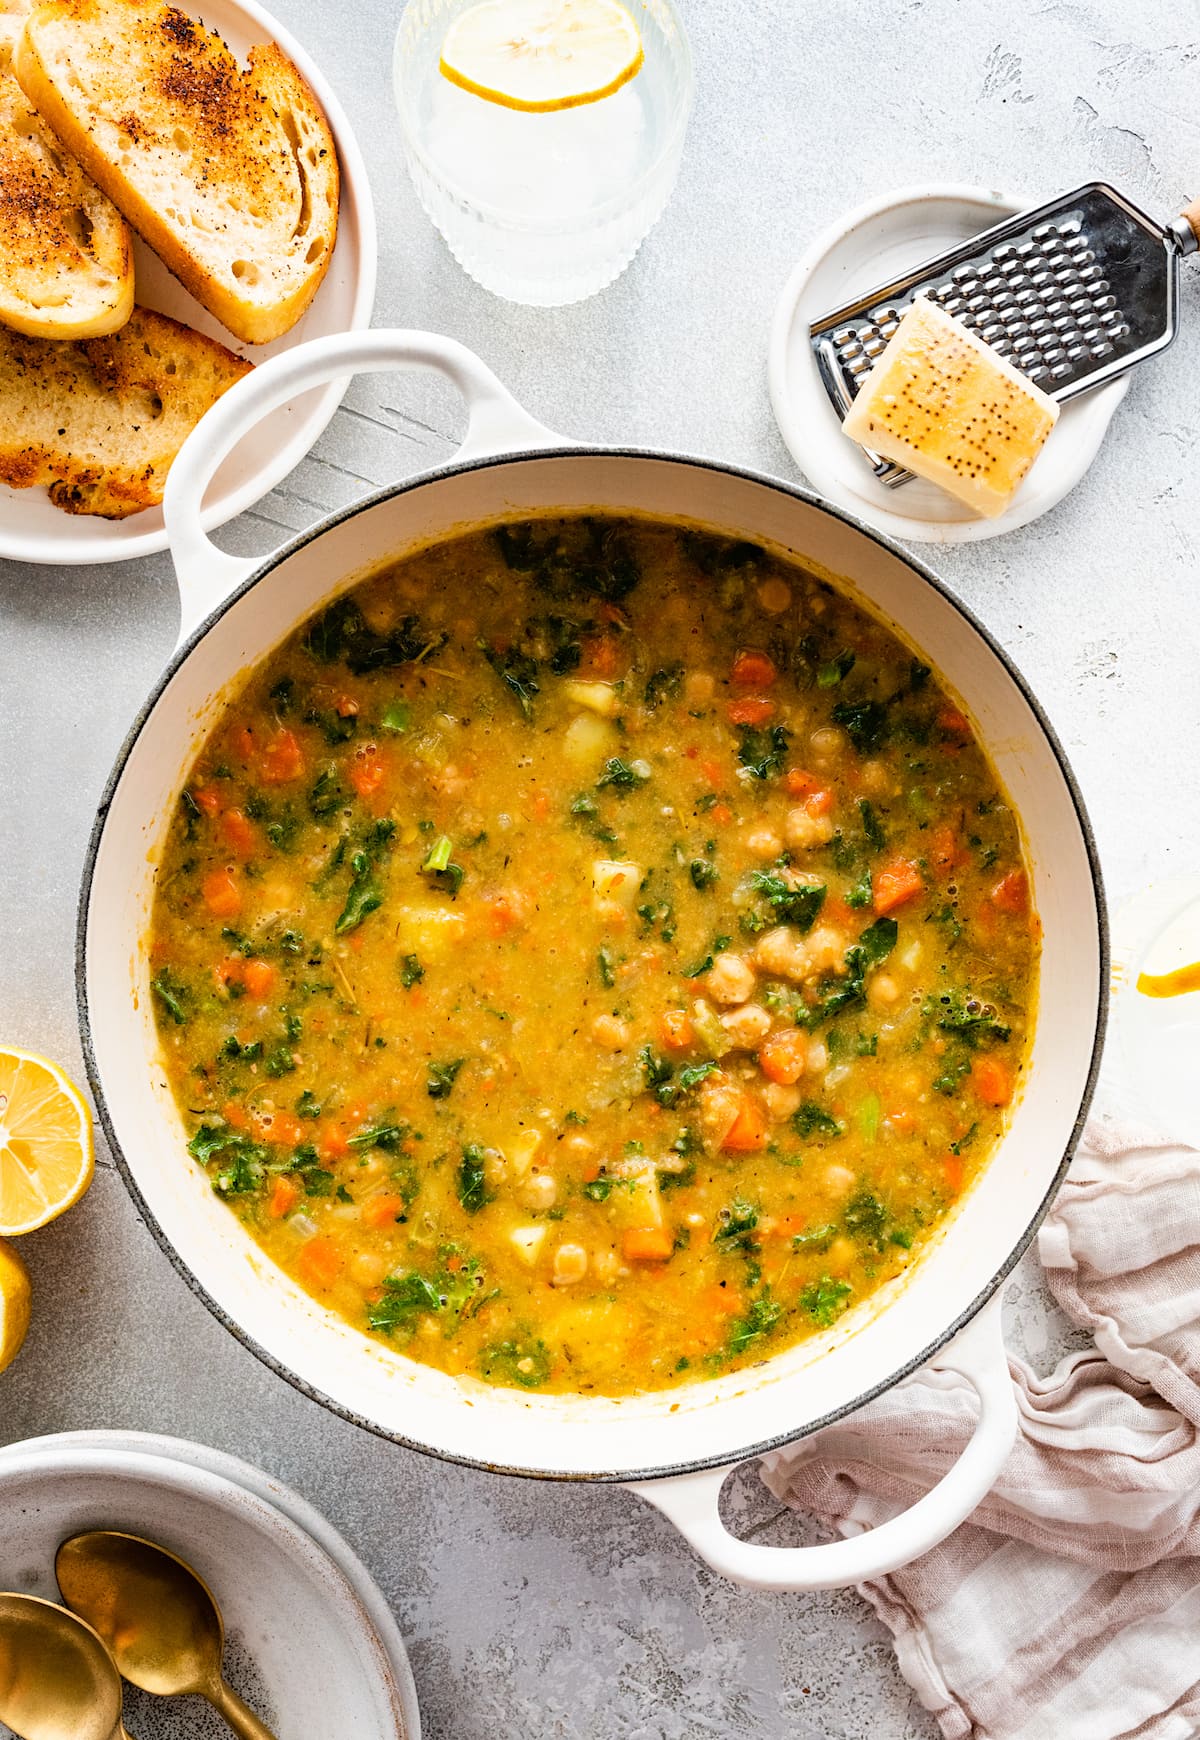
[{"xmin": 148, "ymin": 517, "xmax": 1038, "ymax": 1396}]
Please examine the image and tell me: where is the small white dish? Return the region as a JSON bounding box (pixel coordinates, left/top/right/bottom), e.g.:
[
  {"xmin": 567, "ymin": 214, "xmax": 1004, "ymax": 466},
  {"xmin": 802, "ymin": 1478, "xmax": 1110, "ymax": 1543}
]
[
  {"xmin": 1112, "ymin": 878, "xmax": 1200, "ymax": 1149},
  {"xmin": 0, "ymin": 1431, "xmax": 419, "ymax": 1737},
  {"xmin": 768, "ymin": 184, "xmax": 1130, "ymax": 544},
  {"xmin": 0, "ymin": 0, "xmax": 377, "ymax": 568}
]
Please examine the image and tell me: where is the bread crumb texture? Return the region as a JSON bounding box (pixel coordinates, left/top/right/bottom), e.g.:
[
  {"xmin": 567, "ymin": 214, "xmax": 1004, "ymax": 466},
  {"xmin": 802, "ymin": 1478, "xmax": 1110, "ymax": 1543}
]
[
  {"xmin": 13, "ymin": 0, "xmax": 340, "ymax": 341},
  {"xmin": 0, "ymin": 56, "xmax": 132, "ymax": 338},
  {"xmin": 0, "ymin": 304, "xmax": 251, "ymax": 515}
]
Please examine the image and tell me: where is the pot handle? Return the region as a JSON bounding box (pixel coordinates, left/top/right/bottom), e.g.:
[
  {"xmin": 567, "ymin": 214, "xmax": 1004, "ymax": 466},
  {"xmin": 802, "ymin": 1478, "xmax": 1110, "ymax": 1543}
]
[
  {"xmin": 163, "ymin": 329, "xmax": 565, "ymax": 644},
  {"xmin": 625, "ymin": 1290, "xmax": 1016, "ymax": 1591}
]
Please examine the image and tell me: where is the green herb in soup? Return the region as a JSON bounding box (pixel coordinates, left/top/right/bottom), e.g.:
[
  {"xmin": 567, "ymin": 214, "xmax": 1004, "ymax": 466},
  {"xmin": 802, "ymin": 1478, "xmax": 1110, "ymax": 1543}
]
[{"xmin": 148, "ymin": 517, "xmax": 1037, "ymax": 1396}]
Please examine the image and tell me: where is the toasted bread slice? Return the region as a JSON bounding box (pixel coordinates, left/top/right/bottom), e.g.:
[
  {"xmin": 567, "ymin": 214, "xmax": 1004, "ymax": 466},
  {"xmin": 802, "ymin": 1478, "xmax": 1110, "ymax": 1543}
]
[
  {"xmin": 0, "ymin": 304, "xmax": 251, "ymax": 515},
  {"xmin": 0, "ymin": 63, "xmax": 134, "ymax": 339},
  {"xmin": 14, "ymin": 0, "xmax": 339, "ymax": 345}
]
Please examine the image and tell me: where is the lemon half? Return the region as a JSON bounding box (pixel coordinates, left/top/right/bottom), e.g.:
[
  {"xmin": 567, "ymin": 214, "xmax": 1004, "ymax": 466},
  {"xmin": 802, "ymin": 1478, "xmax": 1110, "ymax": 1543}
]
[
  {"xmin": 440, "ymin": 0, "xmax": 644, "ymax": 113},
  {"xmin": 0, "ymin": 1238, "xmax": 31, "ymax": 1375},
  {"xmin": 0, "ymin": 1048, "xmax": 94, "ymax": 1236}
]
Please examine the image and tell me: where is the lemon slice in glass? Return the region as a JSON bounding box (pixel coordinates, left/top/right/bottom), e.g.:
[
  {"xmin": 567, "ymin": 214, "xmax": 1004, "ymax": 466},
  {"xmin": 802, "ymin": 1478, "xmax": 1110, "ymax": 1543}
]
[
  {"xmin": 440, "ymin": 0, "xmax": 644, "ymax": 112},
  {"xmin": 0, "ymin": 1048, "xmax": 94, "ymax": 1236}
]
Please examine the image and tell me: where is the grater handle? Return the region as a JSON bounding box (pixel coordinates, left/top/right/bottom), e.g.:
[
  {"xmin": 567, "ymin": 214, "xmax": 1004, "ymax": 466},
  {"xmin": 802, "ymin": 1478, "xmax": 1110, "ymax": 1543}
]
[{"xmin": 1175, "ymin": 197, "xmax": 1200, "ymax": 255}]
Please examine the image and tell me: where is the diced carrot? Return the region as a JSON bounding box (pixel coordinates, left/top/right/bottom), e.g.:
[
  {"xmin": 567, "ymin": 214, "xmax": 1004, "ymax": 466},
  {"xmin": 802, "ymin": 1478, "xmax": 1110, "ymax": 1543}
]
[
  {"xmin": 701, "ymin": 1282, "xmax": 743, "ymax": 1319},
  {"xmin": 990, "ymin": 870, "xmax": 1029, "ymax": 915},
  {"xmin": 580, "ymin": 635, "xmax": 621, "ymax": 679},
  {"xmin": 348, "ymin": 745, "xmax": 386, "ymax": 798},
  {"xmin": 699, "ymin": 757, "xmax": 725, "ymax": 788},
  {"xmin": 885, "ymin": 1108, "xmax": 915, "ymax": 1135},
  {"xmin": 233, "ymin": 726, "xmax": 255, "ymax": 761},
  {"xmin": 221, "ymin": 1100, "xmax": 250, "ymax": 1131},
  {"xmin": 260, "ymin": 728, "xmax": 304, "ymax": 784},
  {"xmin": 191, "ymin": 784, "xmax": 222, "ymax": 817},
  {"xmin": 758, "ymin": 1029, "xmax": 809, "ymax": 1086},
  {"xmin": 296, "ymin": 1237, "xmax": 344, "ymax": 1290},
  {"xmin": 214, "ymin": 956, "xmax": 244, "ymax": 993},
  {"xmin": 262, "ymin": 1110, "xmax": 304, "ymax": 1147},
  {"xmin": 267, "ymin": 1175, "xmax": 302, "ymax": 1219},
  {"xmin": 721, "ymin": 1096, "xmax": 768, "ymax": 1152},
  {"xmin": 710, "ymin": 803, "xmax": 733, "ymax": 826},
  {"xmin": 319, "ymin": 1122, "xmax": 351, "ymax": 1160},
  {"xmin": 241, "ymin": 958, "xmax": 275, "ymax": 998},
  {"xmin": 530, "ymin": 790, "xmax": 551, "ymax": 821},
  {"xmin": 335, "ymin": 694, "xmax": 359, "ymax": 718},
  {"xmin": 622, "ymin": 1226, "xmax": 675, "ymax": 1263},
  {"xmin": 872, "ymin": 855, "xmax": 924, "ymax": 915},
  {"xmin": 202, "ymin": 868, "xmax": 242, "ymax": 918},
  {"xmin": 823, "ymin": 895, "xmax": 854, "ymax": 928},
  {"xmin": 784, "ymin": 768, "xmax": 816, "ymax": 797},
  {"xmin": 769, "ymin": 1213, "xmax": 810, "ymax": 1239},
  {"xmin": 937, "ymin": 706, "xmax": 972, "ymax": 744},
  {"xmin": 485, "ymin": 892, "xmax": 527, "ymax": 937},
  {"xmin": 363, "ymin": 1193, "xmax": 405, "ymax": 1229},
  {"xmin": 726, "ymin": 696, "xmax": 775, "ymax": 726},
  {"xmin": 943, "ymin": 1153, "xmax": 966, "ymax": 1195},
  {"xmin": 731, "ymin": 650, "xmax": 777, "ymax": 689},
  {"xmin": 804, "ymin": 787, "xmax": 834, "ymax": 817},
  {"xmin": 971, "ymin": 1055, "xmax": 1014, "ymax": 1107},
  {"xmin": 220, "ymin": 808, "xmax": 257, "ymax": 855},
  {"xmin": 660, "ymin": 1009, "xmax": 694, "ymax": 1051},
  {"xmin": 444, "ymin": 1251, "xmax": 464, "ymax": 1272},
  {"xmin": 929, "ymin": 823, "xmax": 963, "ymax": 878}
]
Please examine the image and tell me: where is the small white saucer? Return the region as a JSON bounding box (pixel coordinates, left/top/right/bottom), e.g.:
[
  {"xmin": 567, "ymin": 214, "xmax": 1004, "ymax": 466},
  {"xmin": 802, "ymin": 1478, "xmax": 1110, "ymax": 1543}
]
[
  {"xmin": 1111, "ymin": 879, "xmax": 1200, "ymax": 1150},
  {"xmin": 768, "ymin": 184, "xmax": 1130, "ymax": 544}
]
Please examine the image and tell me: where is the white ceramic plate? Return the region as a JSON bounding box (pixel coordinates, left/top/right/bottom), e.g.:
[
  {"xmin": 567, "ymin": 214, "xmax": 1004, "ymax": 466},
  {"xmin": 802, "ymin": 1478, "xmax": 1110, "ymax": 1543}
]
[
  {"xmin": 0, "ymin": 1431, "xmax": 419, "ymax": 1737},
  {"xmin": 768, "ymin": 184, "xmax": 1129, "ymax": 544},
  {"xmin": 0, "ymin": 0, "xmax": 377, "ymax": 567}
]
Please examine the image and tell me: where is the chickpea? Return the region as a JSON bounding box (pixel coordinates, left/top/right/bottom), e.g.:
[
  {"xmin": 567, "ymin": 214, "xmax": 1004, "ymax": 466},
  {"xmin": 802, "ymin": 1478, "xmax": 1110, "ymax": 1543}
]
[
  {"xmin": 809, "ymin": 726, "xmax": 848, "ymax": 765},
  {"xmin": 350, "ymin": 1251, "xmax": 388, "ymax": 1289},
  {"xmin": 705, "ymin": 951, "xmax": 757, "ymax": 1006},
  {"xmin": 803, "ymin": 926, "xmax": 849, "ymax": 977},
  {"xmin": 591, "ymin": 1013, "xmax": 631, "ymax": 1050},
  {"xmin": 757, "ymin": 577, "xmax": 792, "ymax": 615},
  {"xmin": 684, "ymin": 671, "xmax": 715, "ymax": 707},
  {"xmin": 868, "ymin": 971, "xmax": 901, "ymax": 1008},
  {"xmin": 807, "ymin": 1038, "xmax": 829, "ymax": 1075},
  {"xmin": 859, "ymin": 759, "xmax": 894, "ymax": 797},
  {"xmin": 593, "ymin": 1248, "xmax": 620, "ymax": 1287},
  {"xmin": 518, "ymin": 1172, "xmax": 558, "ymax": 1212},
  {"xmin": 552, "ymin": 1243, "xmax": 588, "ymax": 1286},
  {"xmin": 720, "ymin": 1002, "xmax": 772, "ymax": 1049},
  {"xmin": 824, "ymin": 1164, "xmax": 856, "ymax": 1196},
  {"xmin": 754, "ymin": 926, "xmax": 808, "ymax": 981},
  {"xmin": 482, "ymin": 1146, "xmax": 508, "ymax": 1189},
  {"xmin": 745, "ymin": 827, "xmax": 784, "ymax": 861},
  {"xmin": 785, "ymin": 805, "xmax": 835, "ymax": 850},
  {"xmin": 763, "ymin": 1081, "xmax": 802, "ymax": 1120}
]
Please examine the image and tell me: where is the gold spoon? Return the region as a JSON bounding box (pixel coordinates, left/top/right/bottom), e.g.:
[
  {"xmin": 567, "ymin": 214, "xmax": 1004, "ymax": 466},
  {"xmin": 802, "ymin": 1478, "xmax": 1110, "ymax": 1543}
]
[
  {"xmin": 0, "ymin": 1592, "xmax": 133, "ymax": 1740},
  {"xmin": 56, "ymin": 1532, "xmax": 277, "ymax": 1740}
]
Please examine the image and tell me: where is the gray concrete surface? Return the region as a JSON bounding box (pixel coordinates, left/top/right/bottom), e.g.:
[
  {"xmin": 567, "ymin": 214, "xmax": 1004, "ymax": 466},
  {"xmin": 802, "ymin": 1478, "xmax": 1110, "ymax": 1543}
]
[{"xmin": 2, "ymin": 2, "xmax": 1198, "ymax": 1734}]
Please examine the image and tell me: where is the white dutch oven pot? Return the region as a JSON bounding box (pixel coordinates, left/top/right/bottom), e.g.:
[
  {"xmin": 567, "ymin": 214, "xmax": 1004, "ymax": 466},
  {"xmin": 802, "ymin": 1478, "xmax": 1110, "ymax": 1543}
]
[{"xmin": 78, "ymin": 332, "xmax": 1106, "ymax": 1591}]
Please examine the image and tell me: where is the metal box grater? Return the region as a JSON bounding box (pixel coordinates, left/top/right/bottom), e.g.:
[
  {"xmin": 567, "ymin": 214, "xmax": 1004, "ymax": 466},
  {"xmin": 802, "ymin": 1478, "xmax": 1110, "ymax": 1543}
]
[{"xmin": 810, "ymin": 182, "xmax": 1198, "ymax": 487}]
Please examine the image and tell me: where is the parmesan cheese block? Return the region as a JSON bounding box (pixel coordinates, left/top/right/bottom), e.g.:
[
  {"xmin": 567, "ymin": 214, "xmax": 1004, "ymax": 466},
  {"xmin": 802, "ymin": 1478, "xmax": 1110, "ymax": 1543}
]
[{"xmin": 840, "ymin": 297, "xmax": 1059, "ymax": 517}]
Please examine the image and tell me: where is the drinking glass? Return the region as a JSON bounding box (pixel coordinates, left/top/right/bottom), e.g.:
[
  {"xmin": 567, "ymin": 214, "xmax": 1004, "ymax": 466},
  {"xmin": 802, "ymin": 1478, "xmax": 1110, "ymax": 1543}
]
[{"xmin": 394, "ymin": 0, "xmax": 694, "ymax": 307}]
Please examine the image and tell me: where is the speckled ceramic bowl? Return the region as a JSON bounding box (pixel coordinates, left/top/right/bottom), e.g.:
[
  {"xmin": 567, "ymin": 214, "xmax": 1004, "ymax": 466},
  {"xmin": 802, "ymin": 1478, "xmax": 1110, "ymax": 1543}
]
[
  {"xmin": 0, "ymin": 1430, "xmax": 419, "ymax": 1737},
  {"xmin": 78, "ymin": 331, "xmax": 1106, "ymax": 1590}
]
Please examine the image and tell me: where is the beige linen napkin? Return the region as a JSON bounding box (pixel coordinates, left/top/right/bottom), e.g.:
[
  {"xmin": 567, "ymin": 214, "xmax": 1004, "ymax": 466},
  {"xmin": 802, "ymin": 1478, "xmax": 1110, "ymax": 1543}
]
[{"xmin": 760, "ymin": 1103, "xmax": 1200, "ymax": 1740}]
